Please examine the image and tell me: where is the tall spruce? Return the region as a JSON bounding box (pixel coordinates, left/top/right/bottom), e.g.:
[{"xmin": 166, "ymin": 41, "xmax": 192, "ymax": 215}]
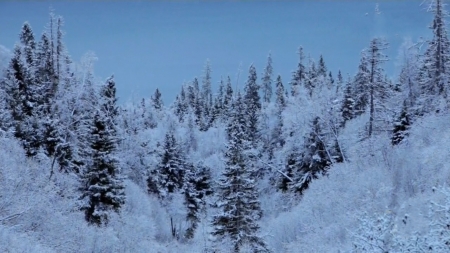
[
  {"xmin": 80, "ymin": 76, "xmax": 125, "ymax": 226},
  {"xmin": 261, "ymin": 52, "xmax": 273, "ymax": 104},
  {"xmin": 290, "ymin": 46, "xmax": 306, "ymax": 96},
  {"xmin": 420, "ymin": 0, "xmax": 450, "ymax": 99},
  {"xmin": 243, "ymin": 64, "xmax": 261, "ymax": 146},
  {"xmin": 211, "ymin": 93, "xmax": 270, "ymax": 253}
]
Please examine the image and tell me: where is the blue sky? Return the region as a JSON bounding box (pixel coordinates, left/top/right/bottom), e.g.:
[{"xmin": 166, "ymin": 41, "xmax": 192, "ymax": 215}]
[{"xmin": 0, "ymin": 1, "xmax": 432, "ymax": 104}]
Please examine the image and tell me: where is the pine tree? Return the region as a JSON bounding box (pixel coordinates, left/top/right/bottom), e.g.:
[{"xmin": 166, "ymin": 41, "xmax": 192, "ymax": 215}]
[
  {"xmin": 420, "ymin": 0, "xmax": 450, "ymax": 99},
  {"xmin": 261, "ymin": 52, "xmax": 273, "ymax": 104},
  {"xmin": 336, "ymin": 70, "xmax": 343, "ymax": 95},
  {"xmin": 317, "ymin": 54, "xmax": 327, "ymax": 77},
  {"xmin": 202, "ymin": 59, "xmax": 213, "ymax": 106},
  {"xmin": 80, "ymin": 111, "xmax": 125, "ymax": 225},
  {"xmin": 243, "ymin": 64, "xmax": 261, "ymax": 146},
  {"xmin": 147, "ymin": 132, "xmax": 185, "ymax": 199},
  {"xmin": 341, "ymin": 76, "xmax": 355, "ymax": 127},
  {"xmin": 303, "ymin": 57, "xmax": 318, "ymax": 97},
  {"xmin": 273, "ymin": 75, "xmax": 286, "ymax": 148},
  {"xmin": 79, "ymin": 77, "xmax": 125, "ymax": 225},
  {"xmin": 392, "ymin": 101, "xmax": 410, "ymax": 145},
  {"xmin": 222, "ymin": 76, "xmax": 234, "ymax": 119},
  {"xmin": 183, "ymin": 162, "xmax": 212, "ymax": 239},
  {"xmin": 211, "ymin": 93, "xmax": 270, "ymax": 253},
  {"xmin": 290, "ymin": 117, "xmax": 331, "ymax": 195},
  {"xmin": 151, "ymin": 88, "xmax": 163, "ymax": 110},
  {"xmin": 366, "ymin": 38, "xmax": 390, "ymax": 137},
  {"xmin": 353, "ymin": 51, "xmax": 371, "ymax": 117},
  {"xmin": 290, "ymin": 46, "xmax": 306, "ymax": 96}
]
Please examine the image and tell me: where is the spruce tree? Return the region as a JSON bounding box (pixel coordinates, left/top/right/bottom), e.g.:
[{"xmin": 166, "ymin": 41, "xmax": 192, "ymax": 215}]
[
  {"xmin": 183, "ymin": 162, "xmax": 212, "ymax": 239},
  {"xmin": 79, "ymin": 77, "xmax": 125, "ymax": 225},
  {"xmin": 290, "ymin": 117, "xmax": 331, "ymax": 195},
  {"xmin": 366, "ymin": 38, "xmax": 390, "ymax": 137},
  {"xmin": 290, "ymin": 46, "xmax": 306, "ymax": 96},
  {"xmin": 420, "ymin": 0, "xmax": 450, "ymax": 99},
  {"xmin": 243, "ymin": 64, "xmax": 261, "ymax": 146},
  {"xmin": 341, "ymin": 76, "xmax": 355, "ymax": 127},
  {"xmin": 261, "ymin": 52, "xmax": 273, "ymax": 104},
  {"xmin": 147, "ymin": 132, "xmax": 185, "ymax": 199},
  {"xmin": 392, "ymin": 101, "xmax": 410, "ymax": 145},
  {"xmin": 211, "ymin": 93, "xmax": 270, "ymax": 252},
  {"xmin": 273, "ymin": 75, "xmax": 286, "ymax": 148},
  {"xmin": 222, "ymin": 76, "xmax": 234, "ymax": 119},
  {"xmin": 151, "ymin": 88, "xmax": 163, "ymax": 110}
]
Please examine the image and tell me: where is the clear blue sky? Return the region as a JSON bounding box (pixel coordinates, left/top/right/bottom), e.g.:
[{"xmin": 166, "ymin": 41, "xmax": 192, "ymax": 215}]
[{"xmin": 0, "ymin": 1, "xmax": 431, "ymax": 104}]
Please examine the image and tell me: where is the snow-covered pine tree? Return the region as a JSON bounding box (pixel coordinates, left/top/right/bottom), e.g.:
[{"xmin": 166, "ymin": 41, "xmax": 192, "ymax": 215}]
[
  {"xmin": 341, "ymin": 75, "xmax": 355, "ymax": 127},
  {"xmin": 151, "ymin": 88, "xmax": 163, "ymax": 111},
  {"xmin": 79, "ymin": 76, "xmax": 125, "ymax": 225},
  {"xmin": 419, "ymin": 0, "xmax": 450, "ymax": 102},
  {"xmin": 290, "ymin": 46, "xmax": 306, "ymax": 97},
  {"xmin": 222, "ymin": 76, "xmax": 234, "ymax": 120},
  {"xmin": 352, "ymin": 51, "xmax": 371, "ymax": 117},
  {"xmin": 243, "ymin": 64, "xmax": 261, "ymax": 147},
  {"xmin": 272, "ymin": 75, "xmax": 286, "ymax": 148},
  {"xmin": 261, "ymin": 52, "xmax": 273, "ymax": 105},
  {"xmin": 183, "ymin": 162, "xmax": 212, "ymax": 240},
  {"xmin": 147, "ymin": 131, "xmax": 185, "ymax": 199},
  {"xmin": 366, "ymin": 38, "xmax": 390, "ymax": 137},
  {"xmin": 304, "ymin": 57, "xmax": 317, "ymax": 97},
  {"xmin": 211, "ymin": 93, "xmax": 270, "ymax": 252},
  {"xmin": 391, "ymin": 101, "xmax": 410, "ymax": 146},
  {"xmin": 336, "ymin": 70, "xmax": 343, "ymax": 95},
  {"xmin": 289, "ymin": 117, "xmax": 332, "ymax": 195},
  {"xmin": 317, "ymin": 54, "xmax": 327, "ymax": 77}
]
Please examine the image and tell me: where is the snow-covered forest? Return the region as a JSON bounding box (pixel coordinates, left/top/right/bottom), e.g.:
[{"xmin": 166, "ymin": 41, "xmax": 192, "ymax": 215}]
[{"xmin": 2, "ymin": 1, "xmax": 450, "ymax": 252}]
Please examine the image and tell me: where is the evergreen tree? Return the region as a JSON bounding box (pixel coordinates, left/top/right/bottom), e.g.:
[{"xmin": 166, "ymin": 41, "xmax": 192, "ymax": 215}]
[
  {"xmin": 317, "ymin": 54, "xmax": 327, "ymax": 77},
  {"xmin": 222, "ymin": 76, "xmax": 234, "ymax": 119},
  {"xmin": 336, "ymin": 70, "xmax": 343, "ymax": 95},
  {"xmin": 273, "ymin": 75, "xmax": 286, "ymax": 148},
  {"xmin": 352, "ymin": 51, "xmax": 371, "ymax": 117},
  {"xmin": 304, "ymin": 57, "xmax": 317, "ymax": 97},
  {"xmin": 290, "ymin": 46, "xmax": 306, "ymax": 96},
  {"xmin": 147, "ymin": 132, "xmax": 185, "ymax": 199},
  {"xmin": 80, "ymin": 77, "xmax": 125, "ymax": 225},
  {"xmin": 392, "ymin": 101, "xmax": 410, "ymax": 145},
  {"xmin": 341, "ymin": 76, "xmax": 355, "ymax": 127},
  {"xmin": 211, "ymin": 93, "xmax": 270, "ymax": 253},
  {"xmin": 243, "ymin": 64, "xmax": 261, "ymax": 146},
  {"xmin": 202, "ymin": 59, "xmax": 213, "ymax": 108},
  {"xmin": 366, "ymin": 38, "xmax": 390, "ymax": 137},
  {"xmin": 80, "ymin": 111, "xmax": 125, "ymax": 225},
  {"xmin": 151, "ymin": 88, "xmax": 163, "ymax": 110},
  {"xmin": 183, "ymin": 162, "xmax": 212, "ymax": 239},
  {"xmin": 420, "ymin": 0, "xmax": 450, "ymax": 99},
  {"xmin": 261, "ymin": 52, "xmax": 273, "ymax": 104},
  {"xmin": 289, "ymin": 117, "xmax": 331, "ymax": 195}
]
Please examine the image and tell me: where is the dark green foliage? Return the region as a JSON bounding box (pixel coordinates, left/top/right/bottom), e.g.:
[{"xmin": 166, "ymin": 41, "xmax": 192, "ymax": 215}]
[
  {"xmin": 284, "ymin": 117, "xmax": 332, "ymax": 195},
  {"xmin": 80, "ymin": 76, "xmax": 125, "ymax": 225},
  {"xmin": 243, "ymin": 65, "xmax": 261, "ymax": 146},
  {"xmin": 392, "ymin": 101, "xmax": 410, "ymax": 146},
  {"xmin": 183, "ymin": 163, "xmax": 212, "ymax": 239},
  {"xmin": 341, "ymin": 78, "xmax": 355, "ymax": 127},
  {"xmin": 152, "ymin": 88, "xmax": 163, "ymax": 110},
  {"xmin": 290, "ymin": 46, "xmax": 306, "ymax": 96},
  {"xmin": 147, "ymin": 132, "xmax": 185, "ymax": 198},
  {"xmin": 80, "ymin": 112, "xmax": 125, "ymax": 225},
  {"xmin": 262, "ymin": 53, "xmax": 273, "ymax": 104},
  {"xmin": 211, "ymin": 93, "xmax": 270, "ymax": 253}
]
